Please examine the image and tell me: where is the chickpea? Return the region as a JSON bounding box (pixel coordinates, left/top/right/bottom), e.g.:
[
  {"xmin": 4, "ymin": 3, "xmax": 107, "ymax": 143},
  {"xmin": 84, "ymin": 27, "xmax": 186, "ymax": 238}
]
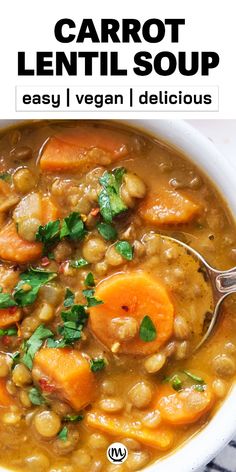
[
  {"xmin": 24, "ymin": 453, "xmax": 50, "ymax": 472},
  {"xmin": 33, "ymin": 410, "xmax": 61, "ymax": 438},
  {"xmin": 12, "ymin": 364, "xmax": 32, "ymax": 387},
  {"xmin": 105, "ymin": 245, "xmax": 124, "ymax": 266},
  {"xmin": 144, "ymin": 352, "xmax": 166, "ymax": 373},
  {"xmin": 126, "ymin": 451, "xmax": 150, "ymax": 471},
  {"xmin": 99, "ymin": 397, "xmax": 124, "ymax": 413},
  {"xmin": 110, "ymin": 317, "xmax": 138, "ymax": 341},
  {"xmin": 53, "ymin": 429, "xmax": 80, "ymax": 455},
  {"xmin": 19, "ymin": 390, "xmax": 32, "ymax": 408},
  {"xmin": 37, "ymin": 302, "xmax": 54, "ymax": 322},
  {"xmin": 128, "ymin": 382, "xmax": 153, "ymax": 409},
  {"xmin": 212, "ymin": 354, "xmax": 236, "ymax": 378},
  {"xmin": 141, "ymin": 409, "xmax": 161, "ymax": 428},
  {"xmin": 54, "ymin": 241, "xmax": 72, "ymax": 262},
  {"xmin": 0, "ymin": 353, "xmax": 11, "ymax": 377},
  {"xmin": 94, "ymin": 261, "xmax": 108, "ymax": 276},
  {"xmin": 123, "ymin": 173, "xmax": 146, "ymax": 199},
  {"xmin": 88, "ymin": 432, "xmax": 109, "ymax": 449},
  {"xmin": 212, "ymin": 378, "xmax": 227, "ymax": 398},
  {"xmin": 175, "ymin": 341, "xmax": 189, "ymax": 360},
  {"xmin": 2, "ymin": 410, "xmax": 21, "ymax": 425},
  {"xmin": 39, "ymin": 284, "xmax": 63, "ymax": 306},
  {"xmin": 120, "ymin": 185, "xmax": 135, "ymax": 208},
  {"xmin": 174, "ymin": 316, "xmax": 190, "ymax": 340},
  {"xmin": 82, "ymin": 237, "xmax": 107, "ymax": 263},
  {"xmin": 101, "ymin": 379, "xmax": 116, "ymax": 395},
  {"xmin": 72, "ymin": 449, "xmax": 92, "ymax": 468},
  {"xmin": 17, "ymin": 217, "xmax": 41, "ymax": 242},
  {"xmin": 13, "ymin": 168, "xmax": 36, "ymax": 194}
]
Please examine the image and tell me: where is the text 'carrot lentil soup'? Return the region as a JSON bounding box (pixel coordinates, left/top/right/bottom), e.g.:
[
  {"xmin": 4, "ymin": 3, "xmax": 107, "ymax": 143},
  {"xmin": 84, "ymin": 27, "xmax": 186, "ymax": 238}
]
[{"xmin": 0, "ymin": 120, "xmax": 235, "ymax": 472}]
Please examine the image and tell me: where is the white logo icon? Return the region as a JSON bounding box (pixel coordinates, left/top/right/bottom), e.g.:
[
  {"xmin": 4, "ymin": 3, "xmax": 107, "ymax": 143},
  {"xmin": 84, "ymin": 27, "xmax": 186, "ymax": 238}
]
[{"xmin": 107, "ymin": 442, "xmax": 128, "ymax": 464}]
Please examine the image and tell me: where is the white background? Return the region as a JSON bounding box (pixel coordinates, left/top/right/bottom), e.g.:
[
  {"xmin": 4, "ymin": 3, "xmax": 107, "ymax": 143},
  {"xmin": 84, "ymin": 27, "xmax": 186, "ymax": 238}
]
[{"xmin": 0, "ymin": 0, "xmax": 236, "ymax": 118}]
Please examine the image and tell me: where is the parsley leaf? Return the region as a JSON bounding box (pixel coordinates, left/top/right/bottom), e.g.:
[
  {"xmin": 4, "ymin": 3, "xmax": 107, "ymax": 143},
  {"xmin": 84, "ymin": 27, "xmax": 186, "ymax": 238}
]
[
  {"xmin": 64, "ymin": 414, "xmax": 83, "ymax": 422},
  {"xmin": 60, "ymin": 212, "xmax": 87, "ymax": 241},
  {"xmin": 84, "ymin": 272, "xmax": 95, "ymax": 287},
  {"xmin": 90, "ymin": 358, "xmax": 106, "ymax": 372},
  {"xmin": 98, "ymin": 168, "xmax": 127, "ymax": 223},
  {"xmin": 48, "ymin": 305, "xmax": 88, "ymax": 348},
  {"xmin": 35, "ymin": 220, "xmax": 60, "ymax": 253},
  {"xmin": 0, "ymin": 327, "xmax": 17, "ymax": 337},
  {"xmin": 69, "ymin": 258, "xmax": 89, "ymax": 269},
  {"xmin": 82, "ymin": 289, "xmax": 103, "ymax": 307},
  {"xmin": 0, "ymin": 287, "xmax": 17, "ymax": 309},
  {"xmin": 115, "ymin": 241, "xmax": 133, "ymax": 261},
  {"xmin": 28, "ymin": 387, "xmax": 45, "ymax": 405},
  {"xmin": 13, "ymin": 268, "xmax": 57, "ymax": 307},
  {"xmin": 97, "ymin": 222, "xmax": 117, "ymax": 241},
  {"xmin": 64, "ymin": 288, "xmax": 75, "ymax": 308},
  {"xmin": 0, "ymin": 172, "xmax": 11, "ymax": 182},
  {"xmin": 183, "ymin": 371, "xmax": 205, "ymax": 384},
  {"xmin": 139, "ymin": 315, "xmax": 157, "ymax": 342},
  {"xmin": 22, "ymin": 324, "xmax": 54, "ymax": 369},
  {"xmin": 58, "ymin": 426, "xmax": 68, "ymax": 441}
]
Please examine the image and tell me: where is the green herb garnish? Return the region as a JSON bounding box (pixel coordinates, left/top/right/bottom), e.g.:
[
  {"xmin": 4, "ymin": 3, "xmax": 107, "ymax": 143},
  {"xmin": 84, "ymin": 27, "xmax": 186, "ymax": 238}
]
[
  {"xmin": 98, "ymin": 168, "xmax": 127, "ymax": 223},
  {"xmin": 139, "ymin": 315, "xmax": 157, "ymax": 342},
  {"xmin": 69, "ymin": 258, "xmax": 89, "ymax": 269},
  {"xmin": 84, "ymin": 272, "xmax": 95, "ymax": 287},
  {"xmin": 0, "ymin": 327, "xmax": 17, "ymax": 337},
  {"xmin": 64, "ymin": 414, "xmax": 83, "ymax": 423},
  {"xmin": 82, "ymin": 289, "xmax": 103, "ymax": 307},
  {"xmin": 36, "ymin": 220, "xmax": 60, "ymax": 254},
  {"xmin": 0, "ymin": 172, "xmax": 11, "ymax": 182},
  {"xmin": 90, "ymin": 357, "xmax": 106, "ymax": 372},
  {"xmin": 28, "ymin": 387, "xmax": 45, "ymax": 405},
  {"xmin": 64, "ymin": 288, "xmax": 75, "ymax": 308},
  {"xmin": 97, "ymin": 222, "xmax": 117, "ymax": 241},
  {"xmin": 0, "ymin": 287, "xmax": 17, "ymax": 309},
  {"xmin": 58, "ymin": 426, "xmax": 68, "ymax": 442},
  {"xmin": 115, "ymin": 241, "xmax": 133, "ymax": 261},
  {"xmin": 22, "ymin": 324, "xmax": 54, "ymax": 369},
  {"xmin": 13, "ymin": 268, "xmax": 57, "ymax": 307},
  {"xmin": 60, "ymin": 212, "xmax": 87, "ymax": 241},
  {"xmin": 48, "ymin": 304, "xmax": 88, "ymax": 348},
  {"xmin": 183, "ymin": 371, "xmax": 205, "ymax": 384}
]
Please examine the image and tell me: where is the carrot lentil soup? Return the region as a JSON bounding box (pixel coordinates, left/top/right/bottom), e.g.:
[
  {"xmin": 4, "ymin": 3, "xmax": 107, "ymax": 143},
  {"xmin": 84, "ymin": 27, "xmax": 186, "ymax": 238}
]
[{"xmin": 0, "ymin": 121, "xmax": 235, "ymax": 472}]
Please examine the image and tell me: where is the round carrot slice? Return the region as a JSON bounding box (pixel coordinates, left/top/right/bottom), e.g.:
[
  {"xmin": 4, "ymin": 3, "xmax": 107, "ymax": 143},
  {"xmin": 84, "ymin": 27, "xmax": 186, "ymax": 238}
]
[
  {"xmin": 156, "ymin": 384, "xmax": 214, "ymax": 425},
  {"xmin": 89, "ymin": 271, "xmax": 174, "ymax": 355}
]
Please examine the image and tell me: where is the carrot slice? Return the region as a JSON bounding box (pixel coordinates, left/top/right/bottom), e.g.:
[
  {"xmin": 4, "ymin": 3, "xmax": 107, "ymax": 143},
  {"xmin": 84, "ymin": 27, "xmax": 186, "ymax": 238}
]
[
  {"xmin": 155, "ymin": 384, "xmax": 214, "ymax": 425},
  {"xmin": 139, "ymin": 188, "xmax": 200, "ymax": 226},
  {"xmin": 0, "ymin": 179, "xmax": 19, "ymax": 213},
  {"xmin": 33, "ymin": 348, "xmax": 97, "ymax": 411},
  {"xmin": 0, "ymin": 379, "xmax": 14, "ymax": 407},
  {"xmin": 41, "ymin": 196, "xmax": 60, "ymax": 224},
  {"xmin": 0, "ymin": 222, "xmax": 42, "ymax": 263},
  {"xmin": 89, "ymin": 271, "xmax": 174, "ymax": 355},
  {"xmin": 0, "ymin": 307, "xmax": 21, "ymax": 328},
  {"xmin": 40, "ymin": 127, "xmax": 131, "ymax": 173},
  {"xmin": 86, "ymin": 410, "xmax": 173, "ymax": 450}
]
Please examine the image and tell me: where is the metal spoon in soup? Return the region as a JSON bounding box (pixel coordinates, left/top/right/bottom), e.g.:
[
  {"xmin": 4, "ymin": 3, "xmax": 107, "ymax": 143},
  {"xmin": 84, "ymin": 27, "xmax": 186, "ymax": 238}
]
[{"xmin": 161, "ymin": 235, "xmax": 236, "ymax": 350}]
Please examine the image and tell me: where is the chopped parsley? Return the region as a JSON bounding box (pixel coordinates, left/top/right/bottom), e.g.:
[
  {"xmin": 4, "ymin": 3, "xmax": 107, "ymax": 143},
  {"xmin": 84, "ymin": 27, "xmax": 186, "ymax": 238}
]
[
  {"xmin": 98, "ymin": 168, "xmax": 127, "ymax": 223},
  {"xmin": 0, "ymin": 327, "xmax": 17, "ymax": 337},
  {"xmin": 115, "ymin": 240, "xmax": 133, "ymax": 261},
  {"xmin": 90, "ymin": 357, "xmax": 106, "ymax": 372},
  {"xmin": 0, "ymin": 287, "xmax": 17, "ymax": 309},
  {"xmin": 84, "ymin": 272, "xmax": 95, "ymax": 287},
  {"xmin": 64, "ymin": 288, "xmax": 75, "ymax": 308},
  {"xmin": 48, "ymin": 304, "xmax": 88, "ymax": 348},
  {"xmin": 183, "ymin": 371, "xmax": 205, "ymax": 384},
  {"xmin": 69, "ymin": 258, "xmax": 89, "ymax": 269},
  {"xmin": 36, "ymin": 220, "xmax": 60, "ymax": 254},
  {"xmin": 82, "ymin": 289, "xmax": 103, "ymax": 307},
  {"xmin": 60, "ymin": 212, "xmax": 87, "ymax": 241},
  {"xmin": 139, "ymin": 315, "xmax": 157, "ymax": 342},
  {"xmin": 57, "ymin": 426, "xmax": 68, "ymax": 442},
  {"xmin": 64, "ymin": 414, "xmax": 83, "ymax": 423},
  {"xmin": 0, "ymin": 172, "xmax": 11, "ymax": 182},
  {"xmin": 22, "ymin": 324, "xmax": 54, "ymax": 369},
  {"xmin": 28, "ymin": 387, "xmax": 45, "ymax": 405},
  {"xmin": 97, "ymin": 222, "xmax": 117, "ymax": 241},
  {"xmin": 13, "ymin": 268, "xmax": 57, "ymax": 307}
]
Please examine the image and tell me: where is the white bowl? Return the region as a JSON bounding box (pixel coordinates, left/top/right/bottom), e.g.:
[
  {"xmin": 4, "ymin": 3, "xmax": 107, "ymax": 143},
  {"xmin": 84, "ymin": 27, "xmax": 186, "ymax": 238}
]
[{"xmin": 0, "ymin": 119, "xmax": 236, "ymax": 472}]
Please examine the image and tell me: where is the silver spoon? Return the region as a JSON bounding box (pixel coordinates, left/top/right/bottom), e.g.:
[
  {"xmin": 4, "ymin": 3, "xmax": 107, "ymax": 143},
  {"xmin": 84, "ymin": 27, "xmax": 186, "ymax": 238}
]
[{"xmin": 161, "ymin": 235, "xmax": 236, "ymax": 350}]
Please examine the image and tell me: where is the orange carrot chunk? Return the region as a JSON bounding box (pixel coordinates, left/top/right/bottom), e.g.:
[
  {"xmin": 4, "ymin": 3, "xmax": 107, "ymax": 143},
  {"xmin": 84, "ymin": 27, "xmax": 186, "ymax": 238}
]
[
  {"xmin": 33, "ymin": 348, "xmax": 97, "ymax": 411},
  {"xmin": 0, "ymin": 223, "xmax": 42, "ymax": 263},
  {"xmin": 155, "ymin": 384, "xmax": 214, "ymax": 425},
  {"xmin": 0, "ymin": 307, "xmax": 21, "ymax": 328},
  {"xmin": 41, "ymin": 196, "xmax": 60, "ymax": 224},
  {"xmin": 86, "ymin": 410, "xmax": 173, "ymax": 450},
  {"xmin": 40, "ymin": 127, "xmax": 131, "ymax": 173},
  {"xmin": 89, "ymin": 271, "xmax": 174, "ymax": 356},
  {"xmin": 139, "ymin": 188, "xmax": 200, "ymax": 226},
  {"xmin": 0, "ymin": 379, "xmax": 14, "ymax": 407}
]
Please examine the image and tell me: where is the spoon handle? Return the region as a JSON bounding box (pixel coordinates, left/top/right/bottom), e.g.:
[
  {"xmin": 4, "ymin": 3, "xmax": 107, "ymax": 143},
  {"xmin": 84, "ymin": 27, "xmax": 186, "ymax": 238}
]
[{"xmin": 214, "ymin": 267, "xmax": 236, "ymax": 294}]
